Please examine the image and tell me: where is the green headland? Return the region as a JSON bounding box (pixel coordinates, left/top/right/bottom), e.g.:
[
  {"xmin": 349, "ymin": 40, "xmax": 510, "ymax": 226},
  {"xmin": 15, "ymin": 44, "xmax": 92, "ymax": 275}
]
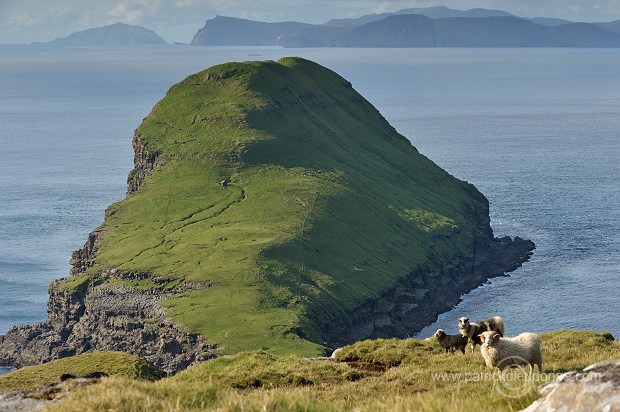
[{"xmin": 60, "ymin": 56, "xmax": 526, "ymax": 356}]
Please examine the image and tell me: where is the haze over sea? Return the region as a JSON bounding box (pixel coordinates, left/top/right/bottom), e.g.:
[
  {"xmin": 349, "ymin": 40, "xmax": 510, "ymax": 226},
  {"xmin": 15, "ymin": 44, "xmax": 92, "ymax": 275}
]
[{"xmin": 1, "ymin": 47, "xmax": 618, "ymax": 370}]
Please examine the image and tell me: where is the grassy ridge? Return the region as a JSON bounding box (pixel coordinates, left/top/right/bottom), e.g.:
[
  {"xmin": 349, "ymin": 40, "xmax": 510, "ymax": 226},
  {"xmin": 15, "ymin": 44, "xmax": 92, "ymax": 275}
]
[
  {"xmin": 19, "ymin": 330, "xmax": 619, "ymax": 411},
  {"xmin": 0, "ymin": 352, "xmax": 163, "ymax": 393},
  {"xmin": 69, "ymin": 57, "xmax": 494, "ymax": 354}
]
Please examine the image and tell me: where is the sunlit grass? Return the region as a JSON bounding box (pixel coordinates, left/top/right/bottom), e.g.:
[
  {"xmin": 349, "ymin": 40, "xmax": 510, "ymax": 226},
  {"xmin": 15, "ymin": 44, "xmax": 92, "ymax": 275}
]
[{"xmin": 37, "ymin": 330, "xmax": 620, "ymax": 412}]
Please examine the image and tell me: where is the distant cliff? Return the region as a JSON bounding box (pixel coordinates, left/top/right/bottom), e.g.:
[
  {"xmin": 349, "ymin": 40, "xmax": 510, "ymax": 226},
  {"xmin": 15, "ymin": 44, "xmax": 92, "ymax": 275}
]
[
  {"xmin": 34, "ymin": 22, "xmax": 167, "ymax": 47},
  {"xmin": 191, "ymin": 13, "xmax": 620, "ymax": 47},
  {"xmin": 0, "ymin": 57, "xmax": 533, "ymax": 373},
  {"xmin": 190, "ymin": 16, "xmax": 348, "ymax": 47}
]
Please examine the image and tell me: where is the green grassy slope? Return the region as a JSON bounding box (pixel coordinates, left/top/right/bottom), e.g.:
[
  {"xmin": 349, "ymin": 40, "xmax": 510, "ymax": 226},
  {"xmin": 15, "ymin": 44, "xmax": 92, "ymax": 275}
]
[{"xmin": 71, "ymin": 57, "xmax": 493, "ymax": 355}]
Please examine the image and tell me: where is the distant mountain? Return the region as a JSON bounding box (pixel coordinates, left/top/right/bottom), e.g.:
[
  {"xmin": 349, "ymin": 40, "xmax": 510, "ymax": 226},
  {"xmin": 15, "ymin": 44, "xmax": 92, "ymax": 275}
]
[
  {"xmin": 35, "ymin": 22, "xmax": 167, "ymax": 47},
  {"xmin": 596, "ymin": 20, "xmax": 620, "ymax": 34},
  {"xmin": 326, "ymin": 6, "xmax": 515, "ymax": 26},
  {"xmin": 326, "ymin": 6, "xmax": 573, "ymax": 27},
  {"xmin": 190, "ymin": 16, "xmax": 348, "ymax": 46},
  {"xmin": 191, "ymin": 13, "xmax": 620, "ymax": 48},
  {"xmin": 338, "ymin": 15, "xmax": 620, "ymax": 47},
  {"xmin": 530, "ymin": 17, "xmax": 574, "ymax": 26}
]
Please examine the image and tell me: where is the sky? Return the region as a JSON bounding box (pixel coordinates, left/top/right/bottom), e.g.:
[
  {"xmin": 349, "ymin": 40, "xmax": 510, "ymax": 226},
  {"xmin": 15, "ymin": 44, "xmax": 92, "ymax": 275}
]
[{"xmin": 1, "ymin": 0, "xmax": 620, "ymax": 44}]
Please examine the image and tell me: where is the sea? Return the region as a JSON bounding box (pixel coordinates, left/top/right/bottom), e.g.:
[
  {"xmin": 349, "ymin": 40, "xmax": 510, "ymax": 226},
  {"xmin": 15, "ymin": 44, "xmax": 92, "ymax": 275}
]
[{"xmin": 0, "ymin": 46, "xmax": 618, "ymax": 373}]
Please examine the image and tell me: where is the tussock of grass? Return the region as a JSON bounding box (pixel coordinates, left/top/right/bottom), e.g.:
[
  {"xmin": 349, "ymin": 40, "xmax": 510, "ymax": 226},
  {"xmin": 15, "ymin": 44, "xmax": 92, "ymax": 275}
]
[
  {"xmin": 170, "ymin": 351, "xmax": 363, "ymax": 389},
  {"xmin": 0, "ymin": 352, "xmax": 164, "ymax": 393},
  {"xmin": 332, "ymin": 337, "xmax": 439, "ymax": 367},
  {"xmin": 41, "ymin": 330, "xmax": 620, "ymax": 411}
]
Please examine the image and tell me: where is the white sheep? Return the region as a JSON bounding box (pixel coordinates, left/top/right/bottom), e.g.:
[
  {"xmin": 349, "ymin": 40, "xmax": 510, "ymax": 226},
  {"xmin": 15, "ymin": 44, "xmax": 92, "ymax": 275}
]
[
  {"xmin": 479, "ymin": 330, "xmax": 543, "ymax": 374},
  {"xmin": 458, "ymin": 316, "xmax": 505, "ymax": 353}
]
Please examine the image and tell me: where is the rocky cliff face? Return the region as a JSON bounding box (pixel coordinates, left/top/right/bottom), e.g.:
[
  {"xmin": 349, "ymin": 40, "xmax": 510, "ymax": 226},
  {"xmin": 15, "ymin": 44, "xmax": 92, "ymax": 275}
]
[
  {"xmin": 126, "ymin": 133, "xmax": 160, "ymax": 194},
  {"xmin": 0, "ymin": 268, "xmax": 215, "ymax": 374}
]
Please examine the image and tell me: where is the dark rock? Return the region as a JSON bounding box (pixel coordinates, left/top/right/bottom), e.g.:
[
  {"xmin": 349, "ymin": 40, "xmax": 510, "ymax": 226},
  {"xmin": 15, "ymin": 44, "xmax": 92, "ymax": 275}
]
[
  {"xmin": 126, "ymin": 134, "xmax": 161, "ymax": 194},
  {"xmin": 59, "ymin": 373, "xmax": 76, "ymax": 381},
  {"xmin": 60, "ymin": 371, "xmax": 108, "ymax": 381}
]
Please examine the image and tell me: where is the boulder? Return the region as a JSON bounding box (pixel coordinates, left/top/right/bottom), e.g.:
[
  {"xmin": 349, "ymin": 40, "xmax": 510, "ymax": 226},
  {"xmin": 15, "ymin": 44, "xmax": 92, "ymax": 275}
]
[{"xmin": 522, "ymin": 359, "xmax": 620, "ymax": 412}]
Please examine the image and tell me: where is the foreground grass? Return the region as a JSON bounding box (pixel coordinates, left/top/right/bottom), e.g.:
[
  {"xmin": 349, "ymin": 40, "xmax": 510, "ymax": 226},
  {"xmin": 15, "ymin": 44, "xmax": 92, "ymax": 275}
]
[
  {"xmin": 0, "ymin": 352, "xmax": 164, "ymax": 393},
  {"xmin": 35, "ymin": 330, "xmax": 620, "ymax": 411}
]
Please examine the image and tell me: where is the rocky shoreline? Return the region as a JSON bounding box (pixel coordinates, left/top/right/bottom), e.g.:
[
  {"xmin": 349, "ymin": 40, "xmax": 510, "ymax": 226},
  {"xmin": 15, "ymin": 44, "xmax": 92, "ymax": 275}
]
[{"xmin": 0, "ymin": 276, "xmax": 216, "ymax": 374}]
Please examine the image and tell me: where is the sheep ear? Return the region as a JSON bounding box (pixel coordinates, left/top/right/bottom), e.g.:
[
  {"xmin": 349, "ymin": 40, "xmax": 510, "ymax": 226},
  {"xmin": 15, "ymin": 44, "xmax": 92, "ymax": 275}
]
[{"xmin": 492, "ymin": 333, "xmax": 501, "ymax": 343}]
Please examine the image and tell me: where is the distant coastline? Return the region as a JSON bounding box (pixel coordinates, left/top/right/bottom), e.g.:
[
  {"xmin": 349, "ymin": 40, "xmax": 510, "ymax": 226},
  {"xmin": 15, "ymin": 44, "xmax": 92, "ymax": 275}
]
[
  {"xmin": 191, "ymin": 8, "xmax": 620, "ymax": 48},
  {"xmin": 10, "ymin": 5, "xmax": 620, "ymax": 48}
]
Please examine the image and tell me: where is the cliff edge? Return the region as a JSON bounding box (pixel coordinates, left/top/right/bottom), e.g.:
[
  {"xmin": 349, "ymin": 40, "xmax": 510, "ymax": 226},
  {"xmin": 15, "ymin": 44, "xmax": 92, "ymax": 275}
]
[{"xmin": 0, "ymin": 57, "xmax": 533, "ymax": 373}]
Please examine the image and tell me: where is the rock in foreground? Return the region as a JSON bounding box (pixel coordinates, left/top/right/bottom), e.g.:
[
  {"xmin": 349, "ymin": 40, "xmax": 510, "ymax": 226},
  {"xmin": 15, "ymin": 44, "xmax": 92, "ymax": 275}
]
[{"xmin": 522, "ymin": 359, "xmax": 620, "ymax": 411}]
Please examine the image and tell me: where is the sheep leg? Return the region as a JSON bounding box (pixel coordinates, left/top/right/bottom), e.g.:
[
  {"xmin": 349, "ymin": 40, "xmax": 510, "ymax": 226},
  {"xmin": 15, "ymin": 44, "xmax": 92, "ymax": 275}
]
[{"xmin": 528, "ymin": 362, "xmax": 543, "ymax": 378}]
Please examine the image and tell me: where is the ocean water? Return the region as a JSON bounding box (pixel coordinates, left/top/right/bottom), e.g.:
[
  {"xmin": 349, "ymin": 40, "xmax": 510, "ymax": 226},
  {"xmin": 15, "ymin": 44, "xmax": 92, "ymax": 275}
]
[{"xmin": 0, "ymin": 46, "xmax": 618, "ymax": 362}]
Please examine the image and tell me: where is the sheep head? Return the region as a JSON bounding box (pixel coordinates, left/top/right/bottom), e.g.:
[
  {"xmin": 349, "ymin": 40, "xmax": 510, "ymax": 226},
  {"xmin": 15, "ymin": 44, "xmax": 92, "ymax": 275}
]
[
  {"xmin": 479, "ymin": 331, "xmax": 501, "ymax": 347},
  {"xmin": 434, "ymin": 329, "xmax": 446, "ymax": 339}
]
